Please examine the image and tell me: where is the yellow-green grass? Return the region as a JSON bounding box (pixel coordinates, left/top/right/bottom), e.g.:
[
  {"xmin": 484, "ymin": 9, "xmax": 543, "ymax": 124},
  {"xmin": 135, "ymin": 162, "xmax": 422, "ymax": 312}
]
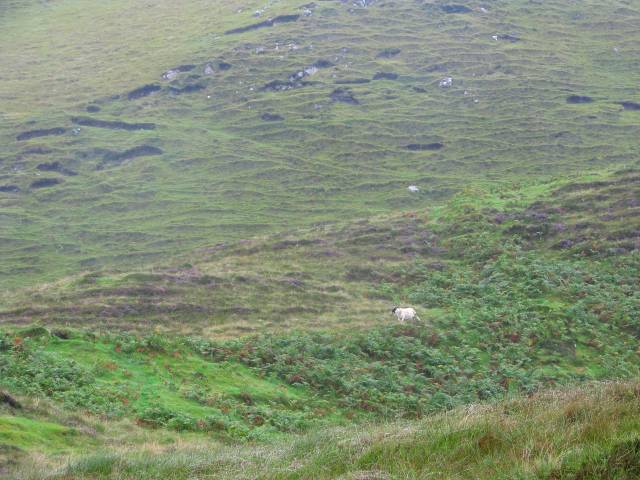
[{"xmin": 8, "ymin": 380, "xmax": 640, "ymax": 479}]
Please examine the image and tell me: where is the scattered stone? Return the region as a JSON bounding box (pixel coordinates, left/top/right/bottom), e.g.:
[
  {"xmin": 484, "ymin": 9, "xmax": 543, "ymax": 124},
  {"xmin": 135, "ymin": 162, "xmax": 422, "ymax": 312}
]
[
  {"xmin": 494, "ymin": 33, "xmax": 520, "ymax": 42},
  {"xmin": 86, "ymin": 105, "xmax": 101, "ymax": 113},
  {"xmin": 439, "ymin": 77, "xmax": 453, "ymax": 88},
  {"xmin": 0, "ymin": 185, "xmax": 20, "ymax": 193},
  {"xmin": 261, "ymin": 113, "xmax": 284, "ymax": 121},
  {"xmin": 373, "ymin": 72, "xmax": 398, "ymax": 80},
  {"xmin": 36, "ymin": 161, "xmax": 77, "ymax": 176},
  {"xmin": 100, "ymin": 145, "xmax": 163, "ymax": 167},
  {"xmin": 377, "ymin": 48, "xmax": 401, "ymax": 58},
  {"xmin": 71, "ymin": 117, "xmax": 156, "ymax": 131},
  {"xmin": 330, "ymin": 88, "xmax": 359, "ymax": 104},
  {"xmin": 289, "ymin": 66, "xmax": 317, "ymax": 82},
  {"xmin": 162, "ymin": 65, "xmax": 195, "ymax": 80},
  {"xmin": 128, "ymin": 84, "xmax": 162, "ymax": 100},
  {"xmin": 620, "ymin": 101, "xmax": 640, "ymax": 111},
  {"xmin": 225, "ymin": 14, "xmax": 300, "ymax": 35},
  {"xmin": 335, "ymin": 78, "xmax": 371, "ymax": 84},
  {"xmin": 30, "ymin": 178, "xmax": 62, "ymax": 189},
  {"xmin": 168, "ymin": 84, "xmax": 205, "ymax": 95},
  {"xmin": 204, "ymin": 64, "xmax": 215, "ymax": 75},
  {"xmin": 16, "ymin": 128, "xmax": 66, "ymax": 141},
  {"xmin": 288, "ymin": 60, "xmax": 333, "ymax": 83},
  {"xmin": 407, "ymin": 185, "xmax": 420, "ymax": 193},
  {"xmin": 567, "ymin": 95, "xmax": 593, "ymax": 104},
  {"xmin": 441, "ymin": 5, "xmax": 472, "ymax": 13},
  {"xmin": 406, "ymin": 143, "xmax": 444, "ymax": 151},
  {"xmin": 162, "ymin": 70, "xmax": 179, "ymax": 81}
]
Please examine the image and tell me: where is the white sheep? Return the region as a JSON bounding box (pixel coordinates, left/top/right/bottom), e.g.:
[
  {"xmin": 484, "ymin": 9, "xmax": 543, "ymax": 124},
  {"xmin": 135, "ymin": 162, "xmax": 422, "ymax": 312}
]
[{"xmin": 391, "ymin": 307, "xmax": 421, "ymax": 323}]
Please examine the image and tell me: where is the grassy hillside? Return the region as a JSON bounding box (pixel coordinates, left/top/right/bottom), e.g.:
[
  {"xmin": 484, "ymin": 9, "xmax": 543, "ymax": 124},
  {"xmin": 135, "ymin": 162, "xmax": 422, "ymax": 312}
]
[
  {"xmin": 2, "ymin": 0, "xmax": 640, "ymax": 288},
  {"xmin": 2, "ymin": 1, "xmax": 640, "ymax": 478},
  {"xmin": 2, "ymin": 168, "xmax": 640, "ymax": 476},
  {"xmin": 2, "ymin": 167, "xmax": 639, "ymax": 337}
]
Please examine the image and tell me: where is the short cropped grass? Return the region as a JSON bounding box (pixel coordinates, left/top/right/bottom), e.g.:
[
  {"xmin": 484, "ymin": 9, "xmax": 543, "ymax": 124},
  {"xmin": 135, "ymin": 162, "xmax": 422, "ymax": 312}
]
[{"xmin": 2, "ymin": 0, "xmax": 640, "ymax": 288}]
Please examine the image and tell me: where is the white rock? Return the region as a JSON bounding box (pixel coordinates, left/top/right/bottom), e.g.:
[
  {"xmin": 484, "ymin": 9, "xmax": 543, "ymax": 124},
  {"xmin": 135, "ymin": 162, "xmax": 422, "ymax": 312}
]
[
  {"xmin": 407, "ymin": 185, "xmax": 420, "ymax": 193},
  {"xmin": 439, "ymin": 77, "xmax": 453, "ymax": 88},
  {"xmin": 162, "ymin": 69, "xmax": 179, "ymax": 81}
]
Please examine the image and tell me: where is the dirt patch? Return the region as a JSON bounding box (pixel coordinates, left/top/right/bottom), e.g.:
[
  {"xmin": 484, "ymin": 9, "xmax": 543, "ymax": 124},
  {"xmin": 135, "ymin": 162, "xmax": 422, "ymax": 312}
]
[
  {"xmin": 16, "ymin": 127, "xmax": 66, "ymax": 141},
  {"xmin": 22, "ymin": 147, "xmax": 52, "ymax": 155},
  {"xmin": 377, "ymin": 48, "xmax": 401, "ymax": 58},
  {"xmin": 567, "ymin": 95, "xmax": 593, "ymax": 104},
  {"xmin": 335, "ymin": 78, "xmax": 371, "ymax": 84},
  {"xmin": 168, "ymin": 84, "xmax": 205, "ymax": 95},
  {"xmin": 620, "ymin": 101, "xmax": 640, "ymax": 110},
  {"xmin": 441, "ymin": 5, "xmax": 472, "ymax": 13},
  {"xmin": 331, "ymin": 88, "xmax": 359, "ymax": 104},
  {"xmin": 313, "ymin": 59, "xmax": 334, "ymax": 69},
  {"xmin": 373, "ymin": 72, "xmax": 398, "ymax": 80},
  {"xmin": 100, "ymin": 145, "xmax": 163, "ymax": 167},
  {"xmin": 225, "ymin": 14, "xmax": 300, "ymax": 35},
  {"xmin": 406, "ymin": 143, "xmax": 444, "ymax": 151},
  {"xmin": 262, "ymin": 79, "xmax": 312, "ymax": 92},
  {"xmin": 261, "ymin": 113, "xmax": 284, "ymax": 121},
  {"xmin": 30, "ymin": 178, "xmax": 62, "ymax": 189},
  {"xmin": 0, "ymin": 185, "xmax": 20, "ymax": 193},
  {"xmin": 0, "ymin": 391, "xmax": 22, "ymax": 409},
  {"xmin": 71, "ymin": 117, "xmax": 156, "ymax": 131},
  {"xmin": 128, "ymin": 84, "xmax": 162, "ymax": 100},
  {"xmin": 36, "ymin": 161, "xmax": 77, "ymax": 176}
]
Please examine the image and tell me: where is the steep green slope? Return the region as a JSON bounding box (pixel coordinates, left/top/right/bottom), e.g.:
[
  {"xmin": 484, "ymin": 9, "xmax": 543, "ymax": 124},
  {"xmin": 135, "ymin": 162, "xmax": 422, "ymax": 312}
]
[{"xmin": 2, "ymin": 0, "xmax": 640, "ymax": 288}]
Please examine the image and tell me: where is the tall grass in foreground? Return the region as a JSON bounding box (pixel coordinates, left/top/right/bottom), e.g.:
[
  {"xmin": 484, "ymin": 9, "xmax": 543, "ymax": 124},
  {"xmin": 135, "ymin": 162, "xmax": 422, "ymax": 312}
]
[{"xmin": 16, "ymin": 381, "xmax": 640, "ymax": 479}]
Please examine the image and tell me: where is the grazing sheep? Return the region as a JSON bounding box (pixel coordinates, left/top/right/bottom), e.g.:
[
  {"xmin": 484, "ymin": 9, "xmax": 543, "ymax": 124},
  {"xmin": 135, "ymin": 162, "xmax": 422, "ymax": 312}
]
[{"xmin": 391, "ymin": 306, "xmax": 421, "ymax": 323}]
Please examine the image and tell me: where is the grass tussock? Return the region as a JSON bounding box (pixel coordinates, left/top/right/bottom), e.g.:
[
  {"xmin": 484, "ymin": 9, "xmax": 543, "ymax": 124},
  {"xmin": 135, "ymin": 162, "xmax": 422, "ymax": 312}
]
[{"xmin": 8, "ymin": 381, "xmax": 640, "ymax": 479}]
